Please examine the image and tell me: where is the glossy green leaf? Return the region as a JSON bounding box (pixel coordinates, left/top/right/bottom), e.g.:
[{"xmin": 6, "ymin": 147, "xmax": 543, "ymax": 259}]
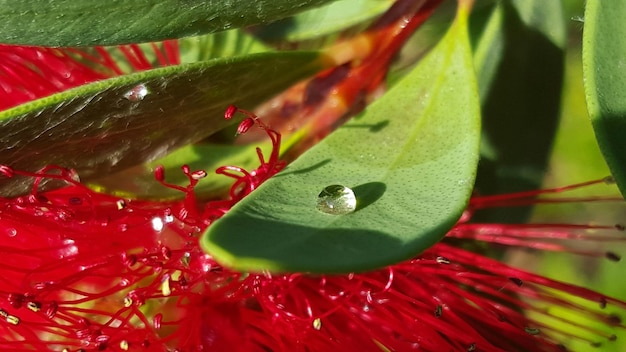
[
  {"xmin": 83, "ymin": 29, "xmax": 270, "ymax": 75},
  {"xmin": 0, "ymin": 0, "xmax": 336, "ymax": 46},
  {"xmin": 471, "ymin": 0, "xmax": 565, "ymax": 222},
  {"xmin": 253, "ymin": 0, "xmax": 392, "ymax": 43},
  {"xmin": 0, "ymin": 51, "xmax": 327, "ymax": 197},
  {"xmin": 178, "ymin": 29, "xmax": 270, "ymax": 64},
  {"xmin": 201, "ymin": 4, "xmax": 480, "ymax": 274},
  {"xmin": 89, "ymin": 116, "xmax": 308, "ymax": 200},
  {"xmin": 89, "ymin": 142, "xmax": 268, "ymax": 200},
  {"xmin": 583, "ymin": 0, "xmax": 626, "ymax": 199}
]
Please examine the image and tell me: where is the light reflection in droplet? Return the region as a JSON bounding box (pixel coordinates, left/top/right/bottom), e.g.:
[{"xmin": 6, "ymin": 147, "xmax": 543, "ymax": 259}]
[
  {"xmin": 316, "ymin": 185, "xmax": 357, "ymax": 215},
  {"xmin": 5, "ymin": 228, "xmax": 16, "ymax": 237},
  {"xmin": 151, "ymin": 217, "xmax": 164, "ymax": 232},
  {"xmin": 123, "ymin": 84, "xmax": 149, "ymax": 102}
]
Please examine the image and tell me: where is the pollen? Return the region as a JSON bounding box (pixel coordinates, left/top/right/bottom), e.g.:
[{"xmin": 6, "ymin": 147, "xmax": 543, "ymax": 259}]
[
  {"xmin": 312, "ymin": 318, "xmax": 322, "ymax": 331},
  {"xmin": 26, "ymin": 301, "xmax": 41, "ymax": 312},
  {"xmin": 161, "ymin": 277, "xmax": 171, "ymax": 297},
  {"xmin": 116, "ymin": 199, "xmax": 127, "ymax": 210},
  {"xmin": 436, "ymin": 256, "xmax": 451, "ymax": 264},
  {"xmin": 6, "ymin": 314, "xmax": 19, "ymax": 325}
]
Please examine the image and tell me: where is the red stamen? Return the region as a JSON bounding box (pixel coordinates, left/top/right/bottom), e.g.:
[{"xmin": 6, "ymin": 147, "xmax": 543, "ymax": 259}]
[
  {"xmin": 0, "ymin": 105, "xmax": 623, "ymax": 350},
  {"xmin": 0, "ymin": 42, "xmax": 181, "ymax": 112}
]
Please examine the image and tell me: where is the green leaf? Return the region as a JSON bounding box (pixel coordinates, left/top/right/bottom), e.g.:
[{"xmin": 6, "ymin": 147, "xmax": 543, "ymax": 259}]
[
  {"xmin": 0, "ymin": 51, "xmax": 327, "ymax": 197},
  {"xmin": 178, "ymin": 29, "xmax": 271, "ymax": 64},
  {"xmin": 471, "ymin": 0, "xmax": 565, "ymax": 222},
  {"xmin": 89, "ymin": 142, "xmax": 268, "ymax": 200},
  {"xmin": 253, "ymin": 0, "xmax": 393, "ymax": 43},
  {"xmin": 80, "ymin": 29, "xmax": 270, "ymax": 76},
  {"xmin": 201, "ymin": 4, "xmax": 480, "ymax": 274},
  {"xmin": 0, "ymin": 0, "xmax": 336, "ymax": 46},
  {"xmin": 583, "ymin": 0, "xmax": 626, "ymax": 199}
]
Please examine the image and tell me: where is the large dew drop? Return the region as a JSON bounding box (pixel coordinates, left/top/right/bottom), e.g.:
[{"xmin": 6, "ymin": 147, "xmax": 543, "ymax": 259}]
[{"xmin": 317, "ymin": 184, "xmax": 357, "ymax": 215}]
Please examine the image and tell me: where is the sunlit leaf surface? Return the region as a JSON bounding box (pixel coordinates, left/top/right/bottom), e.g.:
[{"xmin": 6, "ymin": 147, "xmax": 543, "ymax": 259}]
[
  {"xmin": 0, "ymin": 52, "xmax": 327, "ymax": 196},
  {"xmin": 202, "ymin": 4, "xmax": 480, "ymax": 273},
  {"xmin": 583, "ymin": 0, "xmax": 626, "ymax": 199},
  {"xmin": 253, "ymin": 0, "xmax": 393, "ymax": 42},
  {"xmin": 0, "ymin": 0, "xmax": 336, "ymax": 46}
]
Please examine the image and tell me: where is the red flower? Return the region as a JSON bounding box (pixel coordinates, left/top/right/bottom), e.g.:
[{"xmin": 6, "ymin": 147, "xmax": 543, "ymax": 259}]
[
  {"xmin": 0, "ymin": 43, "xmax": 625, "ymax": 352},
  {"xmin": 0, "ymin": 41, "xmax": 178, "ymax": 111}
]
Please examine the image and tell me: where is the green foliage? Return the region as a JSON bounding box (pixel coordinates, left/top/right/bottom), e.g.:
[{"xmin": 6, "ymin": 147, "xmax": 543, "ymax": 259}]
[
  {"xmin": 253, "ymin": 0, "xmax": 393, "ymax": 43},
  {"xmin": 0, "ymin": 0, "xmax": 623, "ymax": 277},
  {"xmin": 471, "ymin": 0, "xmax": 565, "ymax": 222},
  {"xmin": 0, "ymin": 52, "xmax": 327, "ymax": 197},
  {"xmin": 90, "ymin": 142, "xmax": 267, "ymax": 200},
  {"xmin": 0, "ymin": 0, "xmax": 336, "ymax": 46},
  {"xmin": 583, "ymin": 0, "xmax": 626, "ymax": 199},
  {"xmin": 201, "ymin": 5, "xmax": 480, "ymax": 273}
]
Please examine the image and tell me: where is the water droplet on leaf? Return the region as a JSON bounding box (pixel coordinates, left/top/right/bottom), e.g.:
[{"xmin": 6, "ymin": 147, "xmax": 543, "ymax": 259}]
[
  {"xmin": 123, "ymin": 84, "xmax": 148, "ymax": 102},
  {"xmin": 317, "ymin": 185, "xmax": 356, "ymax": 215}
]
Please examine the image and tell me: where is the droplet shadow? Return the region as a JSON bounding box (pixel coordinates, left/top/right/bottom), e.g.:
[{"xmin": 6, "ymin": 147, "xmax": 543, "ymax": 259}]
[{"xmin": 353, "ymin": 182, "xmax": 386, "ymax": 212}]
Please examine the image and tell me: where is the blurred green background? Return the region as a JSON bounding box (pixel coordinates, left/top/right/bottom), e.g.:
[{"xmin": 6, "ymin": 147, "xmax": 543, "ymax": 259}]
[{"xmin": 520, "ymin": 0, "xmax": 626, "ymax": 350}]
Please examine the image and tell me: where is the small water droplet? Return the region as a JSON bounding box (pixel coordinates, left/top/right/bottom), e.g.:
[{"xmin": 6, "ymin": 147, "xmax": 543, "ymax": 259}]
[
  {"xmin": 5, "ymin": 228, "xmax": 17, "ymax": 237},
  {"xmin": 124, "ymin": 84, "xmax": 148, "ymax": 102},
  {"xmin": 317, "ymin": 185, "xmax": 356, "ymax": 215},
  {"xmin": 151, "ymin": 217, "xmax": 164, "ymax": 232}
]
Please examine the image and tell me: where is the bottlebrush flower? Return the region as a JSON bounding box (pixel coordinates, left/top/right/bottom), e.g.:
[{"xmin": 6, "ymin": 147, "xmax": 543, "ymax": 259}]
[
  {"xmin": 0, "ymin": 44, "xmax": 626, "ymax": 352},
  {"xmin": 0, "ymin": 41, "xmax": 179, "ymax": 111}
]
